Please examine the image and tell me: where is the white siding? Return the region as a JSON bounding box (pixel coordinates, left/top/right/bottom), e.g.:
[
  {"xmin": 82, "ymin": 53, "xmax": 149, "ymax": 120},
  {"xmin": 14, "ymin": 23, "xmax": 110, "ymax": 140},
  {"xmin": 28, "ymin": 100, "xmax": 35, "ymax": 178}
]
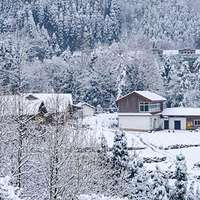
[
  {"xmin": 169, "ymin": 117, "xmax": 186, "ymax": 130},
  {"xmin": 152, "ymin": 116, "xmax": 160, "ymax": 129},
  {"xmin": 119, "ymin": 115, "xmax": 151, "ymax": 131},
  {"xmin": 161, "ymin": 117, "xmax": 186, "ymax": 130},
  {"xmin": 83, "ymin": 105, "xmax": 94, "ymax": 117},
  {"xmin": 161, "ymin": 118, "xmax": 168, "ymax": 129}
]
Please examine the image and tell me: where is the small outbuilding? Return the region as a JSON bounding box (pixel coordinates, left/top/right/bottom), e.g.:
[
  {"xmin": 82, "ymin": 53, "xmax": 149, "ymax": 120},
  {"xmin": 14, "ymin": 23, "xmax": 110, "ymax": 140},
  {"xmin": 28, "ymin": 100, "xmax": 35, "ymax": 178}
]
[{"xmin": 76, "ymin": 102, "xmax": 95, "ymax": 118}]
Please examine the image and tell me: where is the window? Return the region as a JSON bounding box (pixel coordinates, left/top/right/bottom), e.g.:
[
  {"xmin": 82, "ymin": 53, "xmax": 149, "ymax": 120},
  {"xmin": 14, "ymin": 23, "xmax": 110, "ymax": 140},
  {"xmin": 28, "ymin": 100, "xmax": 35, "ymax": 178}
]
[
  {"xmin": 139, "ymin": 102, "xmax": 161, "ymax": 112},
  {"xmin": 194, "ymin": 119, "xmax": 200, "ymax": 126},
  {"xmin": 149, "ymin": 102, "xmax": 161, "ymax": 112},
  {"xmin": 139, "ymin": 103, "xmax": 149, "ymax": 112}
]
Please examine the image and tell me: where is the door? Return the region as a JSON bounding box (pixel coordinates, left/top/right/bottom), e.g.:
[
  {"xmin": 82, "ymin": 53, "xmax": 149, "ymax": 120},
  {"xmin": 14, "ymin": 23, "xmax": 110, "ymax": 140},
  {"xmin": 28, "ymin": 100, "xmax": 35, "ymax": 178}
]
[
  {"xmin": 174, "ymin": 121, "xmax": 181, "ymax": 130},
  {"xmin": 164, "ymin": 120, "xmax": 169, "ymax": 129}
]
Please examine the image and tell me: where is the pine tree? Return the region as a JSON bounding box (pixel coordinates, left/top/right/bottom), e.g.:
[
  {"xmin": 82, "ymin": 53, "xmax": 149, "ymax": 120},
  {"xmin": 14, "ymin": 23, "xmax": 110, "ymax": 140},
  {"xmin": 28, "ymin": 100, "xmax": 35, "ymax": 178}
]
[
  {"xmin": 100, "ymin": 133, "xmax": 108, "ymax": 152},
  {"xmin": 163, "ymin": 172, "xmax": 171, "ymax": 199},
  {"xmin": 188, "ymin": 181, "xmax": 195, "ymax": 200},
  {"xmin": 103, "ymin": 15, "xmax": 113, "ymax": 44},
  {"xmin": 151, "ymin": 165, "xmax": 167, "ymax": 200},
  {"xmin": 171, "ymin": 153, "xmax": 187, "ymax": 200},
  {"xmin": 98, "ymin": 134, "xmax": 109, "ymax": 168},
  {"xmin": 112, "ymin": 130, "xmax": 128, "ymax": 170},
  {"xmin": 37, "ymin": 0, "xmax": 45, "ymax": 26},
  {"xmin": 126, "ymin": 156, "xmax": 138, "ymax": 180},
  {"xmin": 131, "ymin": 157, "xmax": 151, "ymax": 199},
  {"xmin": 196, "ymin": 185, "xmax": 200, "ymax": 200},
  {"xmin": 111, "ymin": 130, "xmax": 129, "ymax": 186},
  {"xmin": 109, "ymin": 0, "xmax": 121, "ymax": 42}
]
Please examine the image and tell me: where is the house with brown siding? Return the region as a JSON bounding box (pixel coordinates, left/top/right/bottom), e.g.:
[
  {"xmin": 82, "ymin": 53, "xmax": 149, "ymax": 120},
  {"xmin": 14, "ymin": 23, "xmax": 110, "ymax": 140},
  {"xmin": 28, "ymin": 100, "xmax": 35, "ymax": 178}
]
[
  {"xmin": 117, "ymin": 91, "xmax": 200, "ymax": 131},
  {"xmin": 161, "ymin": 108, "xmax": 200, "ymax": 130},
  {"xmin": 116, "ymin": 91, "xmax": 166, "ymax": 131}
]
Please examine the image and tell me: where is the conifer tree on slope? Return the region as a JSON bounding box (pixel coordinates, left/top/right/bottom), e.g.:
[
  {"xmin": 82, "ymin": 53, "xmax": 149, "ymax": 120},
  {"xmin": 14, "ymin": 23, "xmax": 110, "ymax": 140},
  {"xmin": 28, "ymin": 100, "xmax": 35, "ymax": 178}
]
[
  {"xmin": 196, "ymin": 185, "xmax": 200, "ymax": 200},
  {"xmin": 95, "ymin": 134, "xmax": 112, "ymax": 195},
  {"xmin": 111, "ymin": 130, "xmax": 129, "ymax": 186},
  {"xmin": 131, "ymin": 158, "xmax": 150, "ymax": 199},
  {"xmin": 151, "ymin": 165, "xmax": 167, "ymax": 200},
  {"xmin": 171, "ymin": 153, "xmax": 187, "ymax": 200},
  {"xmin": 98, "ymin": 133, "xmax": 109, "ymax": 166},
  {"xmin": 188, "ymin": 181, "xmax": 195, "ymax": 200}
]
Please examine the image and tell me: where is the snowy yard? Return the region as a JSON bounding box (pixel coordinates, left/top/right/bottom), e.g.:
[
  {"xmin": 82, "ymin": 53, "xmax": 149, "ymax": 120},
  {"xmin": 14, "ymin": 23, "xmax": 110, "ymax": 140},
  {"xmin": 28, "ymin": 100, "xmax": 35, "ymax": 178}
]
[{"xmin": 83, "ymin": 113, "xmax": 200, "ymax": 180}]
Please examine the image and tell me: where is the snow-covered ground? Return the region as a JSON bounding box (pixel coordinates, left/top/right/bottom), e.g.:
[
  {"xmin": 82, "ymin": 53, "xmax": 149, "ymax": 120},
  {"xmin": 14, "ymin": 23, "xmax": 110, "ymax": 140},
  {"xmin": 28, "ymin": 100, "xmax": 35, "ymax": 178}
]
[
  {"xmin": 0, "ymin": 176, "xmax": 22, "ymax": 200},
  {"xmin": 79, "ymin": 194, "xmax": 127, "ymax": 200},
  {"xmin": 83, "ymin": 113, "xmax": 200, "ymax": 180},
  {"xmin": 83, "ymin": 113, "xmax": 145, "ymax": 148}
]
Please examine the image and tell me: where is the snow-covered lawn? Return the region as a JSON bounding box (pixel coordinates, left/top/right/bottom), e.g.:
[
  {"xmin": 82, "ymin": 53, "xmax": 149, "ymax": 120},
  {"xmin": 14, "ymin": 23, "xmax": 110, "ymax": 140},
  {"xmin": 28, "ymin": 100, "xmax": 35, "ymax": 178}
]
[
  {"xmin": 83, "ymin": 113, "xmax": 145, "ymax": 148},
  {"xmin": 83, "ymin": 113, "xmax": 200, "ymax": 179},
  {"xmin": 140, "ymin": 130, "xmax": 200, "ymax": 149}
]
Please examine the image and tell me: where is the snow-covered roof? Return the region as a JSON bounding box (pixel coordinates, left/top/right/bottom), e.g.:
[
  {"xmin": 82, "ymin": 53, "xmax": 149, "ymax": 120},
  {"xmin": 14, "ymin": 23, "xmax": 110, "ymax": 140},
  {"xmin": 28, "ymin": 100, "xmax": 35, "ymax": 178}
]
[
  {"xmin": 117, "ymin": 91, "xmax": 166, "ymax": 102},
  {"xmin": 118, "ymin": 113, "xmax": 152, "ymax": 116},
  {"xmin": 162, "ymin": 107, "xmax": 200, "ymax": 116},
  {"xmin": 0, "ymin": 93, "xmax": 72, "ymax": 116},
  {"xmin": 162, "ymin": 49, "xmax": 200, "ymax": 55},
  {"xmin": 75, "ymin": 102, "xmax": 95, "ymax": 109},
  {"xmin": 163, "ymin": 50, "xmax": 179, "ymax": 55}
]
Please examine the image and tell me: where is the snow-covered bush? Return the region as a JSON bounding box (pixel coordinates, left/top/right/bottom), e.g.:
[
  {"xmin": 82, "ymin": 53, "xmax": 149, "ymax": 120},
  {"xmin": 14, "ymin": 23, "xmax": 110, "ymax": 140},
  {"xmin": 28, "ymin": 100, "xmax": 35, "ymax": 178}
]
[{"xmin": 0, "ymin": 176, "xmax": 22, "ymax": 200}]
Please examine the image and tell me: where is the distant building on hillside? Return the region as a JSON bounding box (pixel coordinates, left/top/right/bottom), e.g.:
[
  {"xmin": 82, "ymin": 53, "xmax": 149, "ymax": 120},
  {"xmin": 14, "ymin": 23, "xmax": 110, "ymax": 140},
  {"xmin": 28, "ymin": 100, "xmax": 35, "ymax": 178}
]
[
  {"xmin": 0, "ymin": 93, "xmax": 73, "ymax": 122},
  {"xmin": 152, "ymin": 49, "xmax": 163, "ymax": 56},
  {"xmin": 75, "ymin": 102, "xmax": 95, "ymax": 118},
  {"xmin": 179, "ymin": 48, "xmax": 195, "ymax": 55},
  {"xmin": 152, "ymin": 48, "xmax": 200, "ymax": 56}
]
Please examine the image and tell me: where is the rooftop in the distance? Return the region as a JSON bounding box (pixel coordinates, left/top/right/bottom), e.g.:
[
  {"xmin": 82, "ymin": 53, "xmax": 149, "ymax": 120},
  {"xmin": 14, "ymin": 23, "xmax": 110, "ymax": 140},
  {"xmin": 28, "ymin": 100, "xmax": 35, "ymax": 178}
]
[
  {"xmin": 75, "ymin": 102, "xmax": 95, "ymax": 109},
  {"xmin": 0, "ymin": 93, "xmax": 73, "ymax": 116},
  {"xmin": 153, "ymin": 48, "xmax": 200, "ymax": 55}
]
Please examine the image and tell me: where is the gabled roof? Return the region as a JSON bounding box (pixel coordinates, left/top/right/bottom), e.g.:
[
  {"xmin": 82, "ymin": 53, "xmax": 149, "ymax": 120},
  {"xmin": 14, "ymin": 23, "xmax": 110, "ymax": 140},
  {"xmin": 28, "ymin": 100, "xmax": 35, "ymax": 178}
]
[
  {"xmin": 162, "ymin": 107, "xmax": 200, "ymax": 116},
  {"xmin": 116, "ymin": 91, "xmax": 166, "ymax": 102}
]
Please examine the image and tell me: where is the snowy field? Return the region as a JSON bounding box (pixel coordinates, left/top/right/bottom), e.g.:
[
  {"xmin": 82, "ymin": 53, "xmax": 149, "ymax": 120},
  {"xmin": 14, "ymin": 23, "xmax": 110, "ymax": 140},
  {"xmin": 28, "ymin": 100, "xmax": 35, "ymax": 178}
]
[{"xmin": 83, "ymin": 113, "xmax": 200, "ymax": 181}]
